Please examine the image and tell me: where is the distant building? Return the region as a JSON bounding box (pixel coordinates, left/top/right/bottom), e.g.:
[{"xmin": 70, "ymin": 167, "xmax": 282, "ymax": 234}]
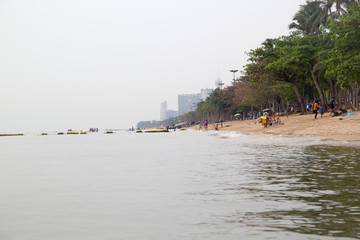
[
  {"xmin": 160, "ymin": 101, "xmax": 167, "ymax": 121},
  {"xmin": 200, "ymin": 88, "xmax": 213, "ymax": 101},
  {"xmin": 178, "ymin": 93, "xmax": 201, "ymax": 115},
  {"xmin": 165, "ymin": 110, "xmax": 178, "ymax": 119},
  {"xmin": 160, "ymin": 101, "xmax": 179, "ymax": 121}
]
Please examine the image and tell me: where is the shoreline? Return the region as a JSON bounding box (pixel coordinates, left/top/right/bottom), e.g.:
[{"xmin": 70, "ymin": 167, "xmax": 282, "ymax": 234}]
[{"xmin": 190, "ymin": 111, "xmax": 360, "ymax": 142}]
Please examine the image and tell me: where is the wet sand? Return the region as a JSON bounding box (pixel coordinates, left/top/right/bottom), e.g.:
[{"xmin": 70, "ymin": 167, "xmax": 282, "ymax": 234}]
[{"xmin": 194, "ymin": 111, "xmax": 360, "ymax": 142}]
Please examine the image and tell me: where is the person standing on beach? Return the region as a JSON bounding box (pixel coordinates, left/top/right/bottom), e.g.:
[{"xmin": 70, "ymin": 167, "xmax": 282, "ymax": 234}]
[
  {"xmin": 219, "ymin": 116, "xmax": 224, "ymax": 128},
  {"xmin": 204, "ymin": 120, "xmax": 208, "ymax": 130},
  {"xmin": 286, "ymin": 105, "xmax": 290, "ymax": 118},
  {"xmin": 320, "ymin": 105, "xmax": 324, "ymax": 118},
  {"xmin": 313, "ymin": 100, "xmax": 319, "ymax": 119},
  {"xmin": 330, "ymin": 97, "xmax": 335, "ymax": 114}
]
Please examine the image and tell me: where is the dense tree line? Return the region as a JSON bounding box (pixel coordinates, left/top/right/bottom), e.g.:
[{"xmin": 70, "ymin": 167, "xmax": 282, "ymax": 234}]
[
  {"xmin": 184, "ymin": 0, "xmax": 360, "ymax": 123},
  {"xmin": 137, "ymin": 1, "xmax": 360, "ymax": 128}
]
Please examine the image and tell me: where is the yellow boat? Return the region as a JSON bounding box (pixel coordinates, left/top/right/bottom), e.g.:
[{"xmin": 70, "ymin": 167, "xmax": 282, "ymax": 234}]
[
  {"xmin": 80, "ymin": 131, "xmax": 87, "ymax": 134},
  {"xmin": 67, "ymin": 131, "xmax": 79, "ymax": 134},
  {"xmin": 144, "ymin": 129, "xmax": 169, "ymax": 133},
  {"xmin": 0, "ymin": 133, "xmax": 24, "ymax": 136},
  {"xmin": 41, "ymin": 133, "xmax": 48, "ymax": 135},
  {"xmin": 106, "ymin": 131, "xmax": 113, "ymax": 134}
]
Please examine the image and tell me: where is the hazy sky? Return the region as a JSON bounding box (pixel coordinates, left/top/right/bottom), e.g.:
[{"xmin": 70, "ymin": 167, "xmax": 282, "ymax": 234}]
[{"xmin": 0, "ymin": 0, "xmax": 306, "ymax": 132}]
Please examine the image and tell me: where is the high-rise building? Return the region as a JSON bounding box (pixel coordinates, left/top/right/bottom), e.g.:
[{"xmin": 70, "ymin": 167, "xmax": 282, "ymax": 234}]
[
  {"xmin": 178, "ymin": 93, "xmax": 201, "ymax": 115},
  {"xmin": 160, "ymin": 101, "xmax": 167, "ymax": 121},
  {"xmin": 165, "ymin": 110, "xmax": 178, "ymax": 119},
  {"xmin": 200, "ymin": 88, "xmax": 213, "ymax": 101}
]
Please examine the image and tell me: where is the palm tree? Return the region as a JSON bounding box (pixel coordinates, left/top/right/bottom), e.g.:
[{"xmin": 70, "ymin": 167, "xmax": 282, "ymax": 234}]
[
  {"xmin": 306, "ymin": 0, "xmax": 352, "ymax": 20},
  {"xmin": 332, "ymin": 0, "xmax": 354, "ymax": 16},
  {"xmin": 290, "ymin": 0, "xmax": 353, "ymax": 35},
  {"xmin": 289, "ymin": 1, "xmax": 324, "ymax": 35}
]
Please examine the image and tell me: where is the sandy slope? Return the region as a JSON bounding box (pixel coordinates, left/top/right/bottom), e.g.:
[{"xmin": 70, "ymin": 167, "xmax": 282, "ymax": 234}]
[{"xmin": 195, "ymin": 111, "xmax": 360, "ymax": 141}]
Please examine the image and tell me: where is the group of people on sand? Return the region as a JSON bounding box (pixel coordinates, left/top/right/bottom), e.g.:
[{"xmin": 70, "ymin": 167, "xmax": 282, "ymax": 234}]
[
  {"xmin": 311, "ymin": 97, "xmax": 336, "ymax": 120},
  {"xmin": 258, "ymin": 113, "xmax": 282, "ymax": 128},
  {"xmin": 198, "ymin": 117, "xmax": 224, "ymax": 131}
]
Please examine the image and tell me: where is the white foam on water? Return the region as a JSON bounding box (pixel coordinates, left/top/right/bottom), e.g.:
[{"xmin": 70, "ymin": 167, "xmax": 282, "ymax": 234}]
[
  {"xmin": 216, "ymin": 131, "xmax": 249, "ymax": 138},
  {"xmin": 212, "ymin": 130, "xmax": 360, "ymax": 148}
]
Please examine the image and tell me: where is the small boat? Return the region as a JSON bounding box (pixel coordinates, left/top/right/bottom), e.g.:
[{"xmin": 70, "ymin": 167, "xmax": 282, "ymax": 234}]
[
  {"xmin": 144, "ymin": 129, "xmax": 169, "ymax": 133},
  {"xmin": 57, "ymin": 132, "xmax": 64, "ymax": 135},
  {"xmin": 67, "ymin": 131, "xmax": 79, "ymax": 134},
  {"xmin": 41, "ymin": 133, "xmax": 48, "ymax": 135},
  {"xmin": 80, "ymin": 131, "xmax": 87, "ymax": 134},
  {"xmin": 105, "ymin": 131, "xmax": 113, "ymax": 134},
  {"xmin": 180, "ymin": 128, "xmax": 186, "ymax": 131},
  {"xmin": 136, "ymin": 130, "xmax": 143, "ymax": 133},
  {"xmin": 0, "ymin": 133, "xmax": 23, "ymax": 136}
]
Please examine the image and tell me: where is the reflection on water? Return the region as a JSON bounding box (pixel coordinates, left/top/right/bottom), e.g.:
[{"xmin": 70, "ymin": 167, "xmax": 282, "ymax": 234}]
[
  {"xmin": 258, "ymin": 145, "xmax": 360, "ymax": 238},
  {"xmin": 210, "ymin": 141, "xmax": 360, "ymax": 239},
  {"xmin": 0, "ymin": 132, "xmax": 359, "ymax": 239}
]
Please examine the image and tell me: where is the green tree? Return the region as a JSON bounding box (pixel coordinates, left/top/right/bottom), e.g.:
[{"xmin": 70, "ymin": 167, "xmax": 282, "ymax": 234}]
[{"xmin": 325, "ymin": 3, "xmax": 360, "ymax": 109}]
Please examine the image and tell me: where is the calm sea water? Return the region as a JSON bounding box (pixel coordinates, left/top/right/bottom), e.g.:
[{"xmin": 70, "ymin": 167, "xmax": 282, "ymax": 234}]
[{"xmin": 0, "ymin": 131, "xmax": 359, "ymax": 240}]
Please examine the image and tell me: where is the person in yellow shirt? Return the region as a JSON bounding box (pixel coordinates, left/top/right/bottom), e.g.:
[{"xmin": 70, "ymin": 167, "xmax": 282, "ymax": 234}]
[{"xmin": 313, "ymin": 100, "xmax": 319, "ymax": 119}]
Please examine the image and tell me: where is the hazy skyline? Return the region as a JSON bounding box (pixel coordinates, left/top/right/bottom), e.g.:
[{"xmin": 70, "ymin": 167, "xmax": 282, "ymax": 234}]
[{"xmin": 1, "ymin": 0, "xmax": 306, "ymax": 132}]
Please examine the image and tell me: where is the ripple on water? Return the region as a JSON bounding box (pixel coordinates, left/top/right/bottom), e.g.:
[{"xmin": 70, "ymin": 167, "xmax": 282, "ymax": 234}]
[{"xmin": 0, "ymin": 132, "xmax": 360, "ymax": 239}]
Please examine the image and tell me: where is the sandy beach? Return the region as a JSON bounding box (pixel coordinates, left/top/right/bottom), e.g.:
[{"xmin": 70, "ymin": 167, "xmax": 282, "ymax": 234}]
[{"xmin": 194, "ymin": 111, "xmax": 360, "ymax": 142}]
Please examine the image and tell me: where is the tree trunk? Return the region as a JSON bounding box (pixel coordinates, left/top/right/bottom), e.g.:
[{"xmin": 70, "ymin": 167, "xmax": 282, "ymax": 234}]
[
  {"xmin": 328, "ymin": 80, "xmax": 336, "ymax": 100},
  {"xmin": 347, "ymin": 89, "xmax": 355, "ymax": 111},
  {"xmin": 329, "ymin": 80, "xmax": 334, "ymax": 99},
  {"xmin": 338, "ymin": 89, "xmax": 342, "ymax": 109},
  {"xmin": 350, "ymin": 85, "xmax": 358, "ymax": 110},
  {"xmin": 322, "ymin": 89, "xmax": 328, "ymax": 107},
  {"xmin": 343, "ymin": 89, "xmax": 348, "ymax": 109},
  {"xmin": 355, "ymin": 85, "xmax": 359, "ymax": 111},
  {"xmin": 334, "ymin": 84, "xmax": 337, "ymax": 104},
  {"xmin": 310, "ymin": 70, "xmax": 325, "ymax": 106},
  {"xmin": 336, "ymin": 1, "xmax": 341, "ymax": 16},
  {"xmin": 293, "ymin": 82, "xmax": 305, "ymax": 114}
]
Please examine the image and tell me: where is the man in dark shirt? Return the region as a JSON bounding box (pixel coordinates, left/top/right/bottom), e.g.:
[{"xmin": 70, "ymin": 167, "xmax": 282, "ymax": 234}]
[{"xmin": 330, "ymin": 97, "xmax": 335, "ymax": 111}]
